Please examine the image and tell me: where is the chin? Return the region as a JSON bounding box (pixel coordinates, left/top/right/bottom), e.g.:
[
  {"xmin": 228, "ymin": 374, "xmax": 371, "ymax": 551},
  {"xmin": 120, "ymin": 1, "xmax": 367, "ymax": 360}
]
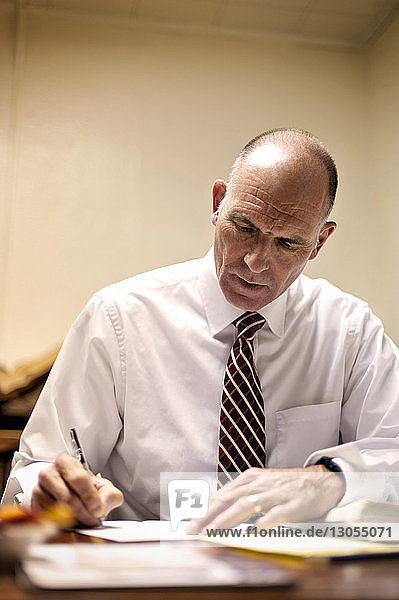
[
  {"xmin": 238, "ymin": 299, "xmax": 269, "ymax": 311},
  {"xmin": 222, "ymin": 287, "xmax": 271, "ymax": 311}
]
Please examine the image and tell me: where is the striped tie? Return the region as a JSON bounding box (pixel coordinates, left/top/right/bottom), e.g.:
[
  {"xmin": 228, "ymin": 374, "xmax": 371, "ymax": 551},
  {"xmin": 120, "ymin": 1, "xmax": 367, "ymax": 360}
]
[{"xmin": 218, "ymin": 311, "xmax": 266, "ymax": 484}]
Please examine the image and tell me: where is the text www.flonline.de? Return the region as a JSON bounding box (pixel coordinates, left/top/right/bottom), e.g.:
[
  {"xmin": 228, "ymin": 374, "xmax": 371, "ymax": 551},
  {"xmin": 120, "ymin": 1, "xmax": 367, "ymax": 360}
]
[{"xmin": 205, "ymin": 525, "xmax": 393, "ymax": 539}]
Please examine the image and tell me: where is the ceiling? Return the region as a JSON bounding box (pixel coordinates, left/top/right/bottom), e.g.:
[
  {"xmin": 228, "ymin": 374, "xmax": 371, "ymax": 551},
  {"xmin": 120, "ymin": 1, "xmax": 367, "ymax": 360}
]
[{"xmin": 19, "ymin": 0, "xmax": 399, "ymax": 49}]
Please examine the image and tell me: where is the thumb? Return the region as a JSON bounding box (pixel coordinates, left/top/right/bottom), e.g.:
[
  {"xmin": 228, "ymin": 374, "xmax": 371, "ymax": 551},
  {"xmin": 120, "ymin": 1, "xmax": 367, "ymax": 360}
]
[{"xmin": 94, "ymin": 477, "xmax": 124, "ymax": 517}]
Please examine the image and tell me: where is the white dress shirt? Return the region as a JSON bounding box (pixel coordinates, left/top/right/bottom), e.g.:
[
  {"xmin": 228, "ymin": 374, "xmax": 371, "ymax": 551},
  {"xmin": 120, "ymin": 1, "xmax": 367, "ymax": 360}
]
[{"xmin": 3, "ymin": 249, "xmax": 399, "ymax": 518}]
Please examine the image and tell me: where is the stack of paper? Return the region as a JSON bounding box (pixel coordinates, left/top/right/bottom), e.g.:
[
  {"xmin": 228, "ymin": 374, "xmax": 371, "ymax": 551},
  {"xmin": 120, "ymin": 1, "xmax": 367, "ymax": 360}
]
[{"xmin": 21, "ymin": 543, "xmax": 295, "ymax": 589}]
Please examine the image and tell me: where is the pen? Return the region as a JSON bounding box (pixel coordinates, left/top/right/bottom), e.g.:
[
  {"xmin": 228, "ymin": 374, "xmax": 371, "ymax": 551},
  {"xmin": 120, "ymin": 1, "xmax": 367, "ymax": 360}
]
[
  {"xmin": 69, "ymin": 427, "xmax": 90, "ymax": 471},
  {"xmin": 69, "ymin": 427, "xmax": 104, "ymax": 525}
]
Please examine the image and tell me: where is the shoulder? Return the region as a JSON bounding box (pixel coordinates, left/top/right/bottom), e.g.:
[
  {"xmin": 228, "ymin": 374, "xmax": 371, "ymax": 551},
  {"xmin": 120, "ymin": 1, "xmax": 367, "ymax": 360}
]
[
  {"xmin": 67, "ymin": 257, "xmax": 205, "ymax": 337},
  {"xmin": 294, "ymin": 274, "xmax": 368, "ymax": 307},
  {"xmin": 88, "ymin": 256, "xmax": 205, "ymax": 312},
  {"xmin": 288, "ymin": 274, "xmax": 373, "ymax": 334}
]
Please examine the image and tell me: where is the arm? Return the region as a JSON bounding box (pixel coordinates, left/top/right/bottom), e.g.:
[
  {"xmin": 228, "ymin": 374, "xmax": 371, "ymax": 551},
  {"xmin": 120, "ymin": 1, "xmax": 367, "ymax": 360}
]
[
  {"xmin": 305, "ymin": 307, "xmax": 399, "ymax": 505},
  {"xmin": 2, "ymin": 295, "xmax": 125, "ymax": 524},
  {"xmin": 188, "ymin": 308, "xmax": 399, "ymax": 533}
]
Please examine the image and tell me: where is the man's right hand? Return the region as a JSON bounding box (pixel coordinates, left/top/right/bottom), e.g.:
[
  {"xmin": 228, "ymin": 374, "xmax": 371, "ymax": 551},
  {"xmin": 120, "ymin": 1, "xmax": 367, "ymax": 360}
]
[{"xmin": 31, "ymin": 454, "xmax": 124, "ymax": 526}]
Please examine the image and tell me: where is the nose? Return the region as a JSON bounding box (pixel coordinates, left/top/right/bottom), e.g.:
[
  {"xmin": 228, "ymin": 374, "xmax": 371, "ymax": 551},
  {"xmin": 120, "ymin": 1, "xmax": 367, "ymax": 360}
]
[{"xmin": 243, "ymin": 240, "xmax": 270, "ymax": 273}]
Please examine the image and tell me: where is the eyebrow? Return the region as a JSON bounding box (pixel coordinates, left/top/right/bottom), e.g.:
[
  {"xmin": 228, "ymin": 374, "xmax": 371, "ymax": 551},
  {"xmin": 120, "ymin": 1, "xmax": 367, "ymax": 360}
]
[
  {"xmin": 280, "ymin": 237, "xmax": 308, "ymax": 247},
  {"xmin": 228, "ymin": 210, "xmax": 309, "ymax": 246},
  {"xmin": 229, "ymin": 211, "xmax": 255, "ymax": 227}
]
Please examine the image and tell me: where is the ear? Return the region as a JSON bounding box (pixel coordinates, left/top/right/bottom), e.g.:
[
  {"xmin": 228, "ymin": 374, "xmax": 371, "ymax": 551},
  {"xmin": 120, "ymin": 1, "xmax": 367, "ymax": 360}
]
[
  {"xmin": 211, "ymin": 179, "xmax": 227, "ymax": 226},
  {"xmin": 309, "ymin": 221, "xmax": 337, "ymax": 260}
]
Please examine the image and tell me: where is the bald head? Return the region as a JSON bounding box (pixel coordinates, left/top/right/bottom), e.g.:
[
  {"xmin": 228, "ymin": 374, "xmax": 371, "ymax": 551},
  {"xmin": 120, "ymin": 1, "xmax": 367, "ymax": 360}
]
[
  {"xmin": 229, "ymin": 128, "xmax": 337, "ymax": 220},
  {"xmin": 211, "ymin": 128, "xmax": 337, "ymax": 310}
]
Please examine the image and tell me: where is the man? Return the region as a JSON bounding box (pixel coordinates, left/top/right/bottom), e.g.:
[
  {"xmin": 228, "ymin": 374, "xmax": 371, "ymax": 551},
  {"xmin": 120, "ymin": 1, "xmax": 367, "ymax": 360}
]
[{"xmin": 3, "ymin": 128, "xmax": 399, "ymax": 528}]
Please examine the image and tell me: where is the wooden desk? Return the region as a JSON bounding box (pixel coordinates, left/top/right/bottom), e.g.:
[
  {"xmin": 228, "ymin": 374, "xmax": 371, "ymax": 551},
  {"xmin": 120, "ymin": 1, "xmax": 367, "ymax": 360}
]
[
  {"xmin": 0, "ymin": 430, "xmax": 22, "ymax": 454},
  {"xmin": 0, "ymin": 429, "xmax": 22, "ymax": 493},
  {"xmin": 1, "ymin": 536, "xmax": 399, "ymax": 600}
]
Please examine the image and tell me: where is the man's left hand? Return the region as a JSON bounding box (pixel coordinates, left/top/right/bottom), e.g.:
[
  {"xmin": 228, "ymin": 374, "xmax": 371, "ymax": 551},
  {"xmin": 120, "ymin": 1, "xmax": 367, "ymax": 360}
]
[{"xmin": 186, "ymin": 466, "xmax": 345, "ymax": 534}]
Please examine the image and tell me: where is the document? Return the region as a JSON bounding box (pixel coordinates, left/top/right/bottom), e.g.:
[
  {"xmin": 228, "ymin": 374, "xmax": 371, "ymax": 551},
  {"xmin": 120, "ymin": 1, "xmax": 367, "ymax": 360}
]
[
  {"xmin": 207, "ymin": 530, "xmax": 399, "ymax": 559},
  {"xmin": 21, "ymin": 543, "xmax": 295, "ymax": 589},
  {"xmin": 75, "ymin": 519, "xmax": 196, "ymax": 542}
]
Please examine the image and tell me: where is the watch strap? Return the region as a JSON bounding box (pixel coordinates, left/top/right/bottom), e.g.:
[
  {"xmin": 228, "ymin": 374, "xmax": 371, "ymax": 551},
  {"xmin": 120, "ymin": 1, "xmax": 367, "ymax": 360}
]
[{"xmin": 315, "ymin": 456, "xmax": 343, "ymax": 473}]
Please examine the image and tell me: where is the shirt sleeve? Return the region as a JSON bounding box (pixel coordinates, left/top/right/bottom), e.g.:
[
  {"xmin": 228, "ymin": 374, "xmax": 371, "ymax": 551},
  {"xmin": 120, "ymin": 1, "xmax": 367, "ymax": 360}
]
[
  {"xmin": 1, "ymin": 295, "xmax": 124, "ymax": 507},
  {"xmin": 304, "ymin": 306, "xmax": 399, "ymax": 504}
]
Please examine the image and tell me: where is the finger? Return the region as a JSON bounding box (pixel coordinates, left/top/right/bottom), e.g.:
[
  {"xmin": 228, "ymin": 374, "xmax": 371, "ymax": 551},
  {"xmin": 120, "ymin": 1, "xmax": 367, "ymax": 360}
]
[
  {"xmin": 37, "ymin": 464, "xmax": 75, "ymax": 505},
  {"xmin": 33, "ymin": 478, "xmax": 100, "ymax": 526},
  {"xmin": 255, "ymin": 501, "xmax": 299, "ymax": 529},
  {"xmin": 44, "ymin": 455, "xmax": 104, "ymax": 521},
  {"xmin": 205, "ymin": 499, "xmax": 257, "ymax": 529},
  {"xmin": 187, "ymin": 469, "xmax": 268, "ymax": 534},
  {"xmin": 186, "ymin": 492, "xmax": 235, "ymax": 534},
  {"xmin": 187, "ymin": 482, "xmax": 261, "ymax": 534},
  {"xmin": 39, "ymin": 460, "xmax": 101, "ymax": 516},
  {"xmin": 37, "ymin": 468, "xmax": 102, "ymax": 526},
  {"xmin": 66, "ymin": 492, "xmax": 101, "ymax": 527},
  {"xmin": 54, "ymin": 455, "xmax": 103, "ymax": 517},
  {"xmin": 188, "ymin": 469, "xmax": 283, "ymax": 534},
  {"xmin": 32, "ymin": 484, "xmax": 58, "ymax": 510},
  {"xmin": 204, "ymin": 489, "xmax": 280, "ymax": 530},
  {"xmin": 96, "ymin": 478, "xmax": 124, "ymax": 517}
]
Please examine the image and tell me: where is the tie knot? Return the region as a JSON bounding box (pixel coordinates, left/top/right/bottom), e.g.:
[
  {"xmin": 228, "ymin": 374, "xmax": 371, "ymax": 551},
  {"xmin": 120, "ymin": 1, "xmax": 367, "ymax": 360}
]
[{"xmin": 233, "ymin": 311, "xmax": 266, "ymax": 340}]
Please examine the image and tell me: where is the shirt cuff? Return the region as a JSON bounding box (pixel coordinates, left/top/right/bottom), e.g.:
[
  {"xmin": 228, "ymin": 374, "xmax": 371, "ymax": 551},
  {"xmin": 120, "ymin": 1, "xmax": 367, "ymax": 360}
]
[
  {"xmin": 1, "ymin": 461, "xmax": 51, "ymax": 508},
  {"xmin": 331, "ymin": 458, "xmax": 386, "ymax": 507},
  {"xmin": 307, "ymin": 456, "xmax": 389, "ymax": 507}
]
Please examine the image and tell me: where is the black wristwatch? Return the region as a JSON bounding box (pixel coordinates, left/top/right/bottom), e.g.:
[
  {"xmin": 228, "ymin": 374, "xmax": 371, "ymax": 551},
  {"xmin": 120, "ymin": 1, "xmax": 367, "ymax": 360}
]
[{"xmin": 315, "ymin": 456, "xmax": 342, "ymax": 473}]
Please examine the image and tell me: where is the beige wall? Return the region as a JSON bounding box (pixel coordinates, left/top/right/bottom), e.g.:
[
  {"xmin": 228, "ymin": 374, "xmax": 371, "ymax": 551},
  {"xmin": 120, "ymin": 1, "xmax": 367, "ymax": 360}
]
[
  {"xmin": 0, "ymin": 4, "xmax": 398, "ymax": 368},
  {"xmin": 367, "ymin": 15, "xmax": 399, "ymax": 340},
  {"xmin": 0, "ymin": 0, "xmax": 16, "ymax": 367}
]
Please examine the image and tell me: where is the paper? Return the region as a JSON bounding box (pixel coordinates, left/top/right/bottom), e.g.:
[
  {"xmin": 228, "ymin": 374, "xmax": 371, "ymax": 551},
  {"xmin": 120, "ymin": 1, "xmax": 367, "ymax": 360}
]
[
  {"xmin": 206, "ymin": 532, "xmax": 399, "ymax": 559},
  {"xmin": 22, "ymin": 543, "xmax": 295, "ymax": 589},
  {"xmin": 75, "ymin": 519, "xmax": 197, "ymax": 542}
]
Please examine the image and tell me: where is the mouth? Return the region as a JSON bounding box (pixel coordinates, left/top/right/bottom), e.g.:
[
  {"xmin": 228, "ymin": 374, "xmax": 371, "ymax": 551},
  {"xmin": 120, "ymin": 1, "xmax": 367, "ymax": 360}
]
[{"xmin": 235, "ymin": 275, "xmax": 268, "ymax": 289}]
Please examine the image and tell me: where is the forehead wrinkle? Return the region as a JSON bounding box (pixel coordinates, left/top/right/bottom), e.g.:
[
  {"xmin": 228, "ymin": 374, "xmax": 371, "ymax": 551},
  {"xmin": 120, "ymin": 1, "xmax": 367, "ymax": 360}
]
[
  {"xmin": 246, "ymin": 181, "xmax": 321, "ymax": 216},
  {"xmin": 237, "ymin": 173, "xmax": 323, "ymax": 217},
  {"xmin": 241, "ymin": 193, "xmax": 317, "ymax": 230},
  {"xmin": 234, "ymin": 159, "xmax": 328, "ymax": 217},
  {"xmin": 235, "ymin": 203, "xmax": 313, "ymax": 242},
  {"xmin": 229, "ymin": 209, "xmax": 315, "ymax": 248}
]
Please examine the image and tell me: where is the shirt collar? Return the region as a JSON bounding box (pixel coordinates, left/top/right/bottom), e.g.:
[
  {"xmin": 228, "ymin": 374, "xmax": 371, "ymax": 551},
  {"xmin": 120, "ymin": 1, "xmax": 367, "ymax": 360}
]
[{"xmin": 199, "ymin": 248, "xmax": 287, "ymax": 338}]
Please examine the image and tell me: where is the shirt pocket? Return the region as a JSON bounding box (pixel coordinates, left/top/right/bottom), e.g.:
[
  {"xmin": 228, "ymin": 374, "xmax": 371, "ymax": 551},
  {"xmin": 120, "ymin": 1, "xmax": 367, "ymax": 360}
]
[{"xmin": 274, "ymin": 401, "xmax": 341, "ymax": 468}]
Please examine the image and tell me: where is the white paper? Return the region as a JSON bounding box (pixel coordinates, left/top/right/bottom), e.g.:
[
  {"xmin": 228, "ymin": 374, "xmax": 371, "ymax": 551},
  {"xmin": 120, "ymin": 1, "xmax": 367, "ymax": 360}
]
[
  {"xmin": 75, "ymin": 519, "xmax": 198, "ymax": 542},
  {"xmin": 207, "ymin": 531, "xmax": 399, "ymax": 558},
  {"xmin": 22, "ymin": 543, "xmax": 294, "ymax": 589}
]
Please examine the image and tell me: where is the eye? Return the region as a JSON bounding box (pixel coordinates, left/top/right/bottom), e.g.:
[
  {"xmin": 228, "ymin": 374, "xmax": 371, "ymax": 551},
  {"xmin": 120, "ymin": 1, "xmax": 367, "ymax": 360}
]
[
  {"xmin": 232, "ymin": 219, "xmax": 256, "ymax": 233},
  {"xmin": 236, "ymin": 223, "xmax": 255, "ymax": 233},
  {"xmin": 279, "ymin": 238, "xmax": 296, "ymax": 250}
]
